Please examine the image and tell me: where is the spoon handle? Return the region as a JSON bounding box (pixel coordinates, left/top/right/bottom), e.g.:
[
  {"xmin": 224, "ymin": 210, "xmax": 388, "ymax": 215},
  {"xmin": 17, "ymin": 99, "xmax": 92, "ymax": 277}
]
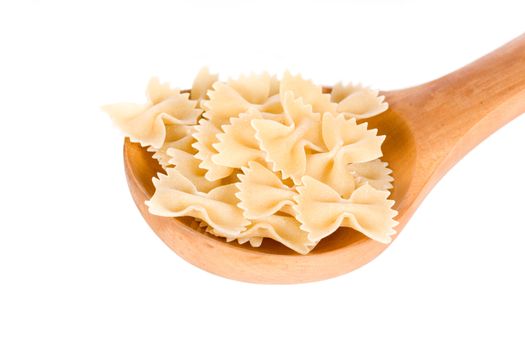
[{"xmin": 397, "ymin": 33, "xmax": 525, "ymax": 174}]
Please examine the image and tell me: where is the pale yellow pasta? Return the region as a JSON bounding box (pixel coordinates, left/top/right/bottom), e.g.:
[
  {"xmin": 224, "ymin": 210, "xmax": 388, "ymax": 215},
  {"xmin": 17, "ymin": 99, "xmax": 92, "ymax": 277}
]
[
  {"xmin": 107, "ymin": 69, "xmax": 397, "ymax": 254},
  {"xmin": 202, "ymin": 82, "xmax": 251, "ymax": 126},
  {"xmin": 212, "ymin": 109, "xmax": 284, "ymax": 169},
  {"xmin": 252, "ymin": 91, "xmax": 324, "ymax": 183},
  {"xmin": 192, "ymin": 118, "xmax": 234, "ymax": 181},
  {"xmin": 237, "ymin": 237, "xmax": 264, "ymax": 248},
  {"xmin": 349, "ymin": 159, "xmax": 394, "ymax": 191},
  {"xmin": 294, "ymin": 176, "xmax": 397, "ymax": 243},
  {"xmin": 146, "ymin": 77, "xmax": 181, "ymax": 104},
  {"xmin": 227, "ymin": 72, "xmax": 278, "ymax": 104},
  {"xmin": 199, "ymin": 219, "xmax": 263, "ymax": 248},
  {"xmin": 280, "ymin": 72, "xmax": 337, "ymax": 114},
  {"xmin": 103, "ymin": 78, "xmax": 201, "ymax": 148},
  {"xmin": 146, "ymin": 168, "xmax": 249, "ymax": 236},
  {"xmin": 237, "ymin": 214, "xmax": 317, "ymax": 255},
  {"xmin": 201, "ymin": 73, "xmax": 282, "ymax": 126},
  {"xmin": 190, "ymin": 67, "xmax": 218, "ymax": 104},
  {"xmin": 165, "ymin": 124, "xmax": 196, "ymax": 143},
  {"xmin": 147, "ymin": 125, "xmax": 195, "ymax": 168},
  {"xmin": 236, "ymin": 161, "xmax": 297, "ymax": 219},
  {"xmin": 202, "ymin": 215, "xmax": 315, "ymax": 254},
  {"xmin": 305, "ymin": 113, "xmax": 385, "ymax": 198},
  {"xmin": 167, "ymin": 147, "xmax": 221, "ymax": 193},
  {"xmin": 331, "ymin": 82, "xmax": 388, "ymax": 120}
]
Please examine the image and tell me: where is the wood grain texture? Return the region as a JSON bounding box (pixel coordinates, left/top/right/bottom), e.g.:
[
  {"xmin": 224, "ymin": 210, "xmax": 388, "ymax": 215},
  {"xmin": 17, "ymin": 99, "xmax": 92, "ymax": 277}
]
[{"xmin": 123, "ymin": 34, "xmax": 525, "ymax": 284}]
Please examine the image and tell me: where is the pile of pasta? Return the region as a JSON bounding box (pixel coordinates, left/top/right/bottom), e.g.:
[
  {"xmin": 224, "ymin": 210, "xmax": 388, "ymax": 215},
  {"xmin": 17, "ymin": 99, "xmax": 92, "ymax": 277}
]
[{"xmin": 103, "ymin": 69, "xmax": 398, "ymax": 254}]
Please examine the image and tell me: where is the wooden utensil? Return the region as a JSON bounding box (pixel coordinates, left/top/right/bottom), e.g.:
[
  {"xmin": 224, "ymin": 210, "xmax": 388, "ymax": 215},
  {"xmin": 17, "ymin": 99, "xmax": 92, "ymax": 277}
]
[{"xmin": 123, "ymin": 34, "xmax": 525, "ymax": 284}]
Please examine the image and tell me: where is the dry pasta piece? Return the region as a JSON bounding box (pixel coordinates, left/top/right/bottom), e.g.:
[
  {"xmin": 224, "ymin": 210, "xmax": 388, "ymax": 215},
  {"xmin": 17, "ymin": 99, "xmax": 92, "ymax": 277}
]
[
  {"xmin": 252, "ymin": 91, "xmax": 324, "ymax": 184},
  {"xmin": 228, "ymin": 72, "xmax": 277, "ymax": 104},
  {"xmin": 236, "ymin": 161, "xmax": 297, "ymax": 219},
  {"xmin": 237, "ymin": 214, "xmax": 317, "ymax": 255},
  {"xmin": 147, "ymin": 125, "xmax": 195, "ymax": 168},
  {"xmin": 192, "ymin": 118, "xmax": 234, "ymax": 181},
  {"xmin": 202, "ymin": 73, "xmax": 282, "ymax": 126},
  {"xmin": 321, "ymin": 113, "xmax": 384, "ymax": 159},
  {"xmin": 201, "ymin": 82, "xmax": 251, "ymax": 126},
  {"xmin": 212, "ymin": 109, "xmax": 283, "ymax": 169},
  {"xmin": 331, "ymin": 82, "xmax": 388, "ymax": 120},
  {"xmin": 201, "ymin": 223, "xmax": 263, "ymax": 248},
  {"xmin": 237, "ymin": 237, "xmax": 264, "ymax": 248},
  {"xmin": 348, "ymin": 159, "xmax": 394, "ymax": 191},
  {"xmin": 167, "ymin": 145, "xmax": 221, "ymax": 193},
  {"xmin": 102, "ymin": 78, "xmax": 202, "ymax": 148},
  {"xmin": 146, "ymin": 77, "xmax": 181, "ymax": 104},
  {"xmin": 165, "ymin": 124, "xmax": 196, "ymax": 142},
  {"xmin": 190, "ymin": 67, "xmax": 218, "ymax": 104},
  {"xmin": 198, "ymin": 210, "xmax": 316, "ymax": 253},
  {"xmin": 305, "ymin": 113, "xmax": 385, "ymax": 198},
  {"xmin": 294, "ymin": 176, "xmax": 397, "ymax": 243},
  {"xmin": 147, "ymin": 168, "xmax": 249, "ymax": 236},
  {"xmin": 280, "ymin": 71, "xmax": 337, "ymax": 114}
]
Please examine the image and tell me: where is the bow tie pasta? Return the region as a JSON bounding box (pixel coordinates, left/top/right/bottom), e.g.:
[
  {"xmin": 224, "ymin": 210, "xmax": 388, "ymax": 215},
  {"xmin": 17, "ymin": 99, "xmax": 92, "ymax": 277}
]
[{"xmin": 105, "ymin": 68, "xmax": 397, "ymax": 254}]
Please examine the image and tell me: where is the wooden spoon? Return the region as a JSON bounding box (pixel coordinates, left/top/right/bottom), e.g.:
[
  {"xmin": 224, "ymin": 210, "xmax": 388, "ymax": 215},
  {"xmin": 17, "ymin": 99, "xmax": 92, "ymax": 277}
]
[{"xmin": 123, "ymin": 34, "xmax": 525, "ymax": 284}]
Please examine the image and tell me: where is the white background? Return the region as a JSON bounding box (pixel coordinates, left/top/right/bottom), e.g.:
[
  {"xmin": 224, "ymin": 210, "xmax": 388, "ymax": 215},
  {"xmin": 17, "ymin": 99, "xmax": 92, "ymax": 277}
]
[{"xmin": 1, "ymin": 1, "xmax": 524, "ymax": 349}]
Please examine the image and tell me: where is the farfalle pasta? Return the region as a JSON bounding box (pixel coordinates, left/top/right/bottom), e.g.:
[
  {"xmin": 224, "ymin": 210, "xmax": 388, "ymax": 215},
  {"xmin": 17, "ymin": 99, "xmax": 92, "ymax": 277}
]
[
  {"xmin": 331, "ymin": 82, "xmax": 388, "ymax": 120},
  {"xmin": 105, "ymin": 69, "xmax": 398, "ymax": 254},
  {"xmin": 190, "ymin": 68, "xmax": 218, "ymax": 105},
  {"xmin": 148, "ymin": 125, "xmax": 195, "ymax": 168},
  {"xmin": 294, "ymin": 176, "xmax": 397, "ymax": 243},
  {"xmin": 212, "ymin": 109, "xmax": 273, "ymax": 169},
  {"xmin": 147, "ymin": 168, "xmax": 249, "ymax": 237},
  {"xmin": 349, "ymin": 159, "xmax": 394, "ymax": 191},
  {"xmin": 305, "ymin": 113, "xmax": 385, "ymax": 198},
  {"xmin": 102, "ymin": 78, "xmax": 201, "ymax": 148},
  {"xmin": 236, "ymin": 161, "xmax": 296, "ymax": 219},
  {"xmin": 252, "ymin": 91, "xmax": 325, "ymax": 184}
]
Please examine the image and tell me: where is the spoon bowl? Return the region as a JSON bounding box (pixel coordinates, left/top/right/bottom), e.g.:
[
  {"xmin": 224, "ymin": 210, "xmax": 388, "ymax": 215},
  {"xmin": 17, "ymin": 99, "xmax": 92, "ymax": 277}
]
[{"xmin": 124, "ymin": 34, "xmax": 525, "ymax": 283}]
